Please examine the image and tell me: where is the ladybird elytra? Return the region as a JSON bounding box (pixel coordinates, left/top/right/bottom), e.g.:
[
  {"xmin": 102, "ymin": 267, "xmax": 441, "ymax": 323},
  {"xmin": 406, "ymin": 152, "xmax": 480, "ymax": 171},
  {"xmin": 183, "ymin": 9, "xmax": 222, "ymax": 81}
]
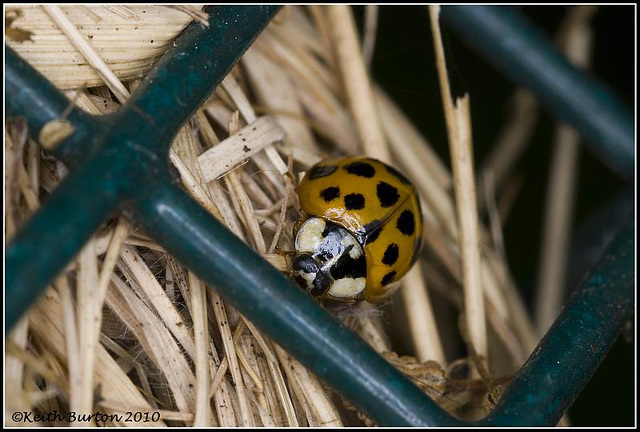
[{"xmin": 292, "ymin": 156, "xmax": 423, "ymax": 303}]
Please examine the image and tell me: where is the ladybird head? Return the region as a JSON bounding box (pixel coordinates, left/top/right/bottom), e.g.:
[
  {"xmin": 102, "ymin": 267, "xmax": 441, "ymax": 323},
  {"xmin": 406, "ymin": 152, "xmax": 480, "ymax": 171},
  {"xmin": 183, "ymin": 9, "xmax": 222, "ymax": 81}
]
[
  {"xmin": 291, "ymin": 253, "xmax": 331, "ymax": 297},
  {"xmin": 292, "ymin": 217, "xmax": 367, "ymax": 302}
]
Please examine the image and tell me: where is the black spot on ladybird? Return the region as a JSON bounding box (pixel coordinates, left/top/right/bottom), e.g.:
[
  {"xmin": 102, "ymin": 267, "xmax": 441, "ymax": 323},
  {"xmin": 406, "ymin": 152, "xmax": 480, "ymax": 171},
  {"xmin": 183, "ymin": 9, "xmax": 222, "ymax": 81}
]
[
  {"xmin": 381, "ymin": 270, "xmax": 397, "ymax": 286},
  {"xmin": 382, "ymin": 243, "xmax": 399, "ymax": 265},
  {"xmin": 397, "ymin": 210, "xmax": 415, "ymax": 236},
  {"xmin": 321, "ymin": 222, "xmax": 339, "ymax": 239},
  {"xmin": 344, "ymin": 193, "xmax": 365, "ymax": 210},
  {"xmin": 385, "ymin": 164, "xmax": 411, "ymax": 185},
  {"xmin": 344, "ymin": 161, "xmax": 376, "ymax": 178},
  {"xmin": 320, "ymin": 186, "xmax": 340, "ymax": 202},
  {"xmin": 308, "ymin": 165, "xmax": 337, "ymax": 179},
  {"xmin": 330, "ymin": 245, "xmax": 367, "ymax": 280},
  {"xmin": 377, "ymin": 181, "xmax": 400, "ymax": 208}
]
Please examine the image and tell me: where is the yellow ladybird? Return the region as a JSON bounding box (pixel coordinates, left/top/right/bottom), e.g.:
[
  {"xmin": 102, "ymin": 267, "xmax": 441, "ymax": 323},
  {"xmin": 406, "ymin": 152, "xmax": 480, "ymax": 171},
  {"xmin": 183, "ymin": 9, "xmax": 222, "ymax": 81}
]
[{"xmin": 290, "ymin": 156, "xmax": 423, "ymax": 303}]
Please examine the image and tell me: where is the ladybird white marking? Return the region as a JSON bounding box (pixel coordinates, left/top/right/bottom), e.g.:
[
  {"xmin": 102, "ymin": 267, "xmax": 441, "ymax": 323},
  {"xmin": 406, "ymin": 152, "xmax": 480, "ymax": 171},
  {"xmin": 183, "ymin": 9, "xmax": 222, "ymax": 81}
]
[
  {"xmin": 296, "ymin": 267, "xmax": 317, "ymax": 288},
  {"xmin": 295, "ymin": 217, "xmax": 326, "ymax": 254},
  {"xmin": 328, "ymin": 277, "xmax": 366, "ymax": 299}
]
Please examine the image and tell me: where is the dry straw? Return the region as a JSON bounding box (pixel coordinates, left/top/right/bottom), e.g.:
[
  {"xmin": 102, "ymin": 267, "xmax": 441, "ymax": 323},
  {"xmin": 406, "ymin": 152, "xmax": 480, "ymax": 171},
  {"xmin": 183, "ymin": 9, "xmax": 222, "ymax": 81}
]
[
  {"xmin": 534, "ymin": 5, "xmax": 597, "ymax": 335},
  {"xmin": 428, "ymin": 5, "xmax": 487, "ymax": 373},
  {"xmin": 4, "ymin": 4, "xmax": 594, "ymax": 426}
]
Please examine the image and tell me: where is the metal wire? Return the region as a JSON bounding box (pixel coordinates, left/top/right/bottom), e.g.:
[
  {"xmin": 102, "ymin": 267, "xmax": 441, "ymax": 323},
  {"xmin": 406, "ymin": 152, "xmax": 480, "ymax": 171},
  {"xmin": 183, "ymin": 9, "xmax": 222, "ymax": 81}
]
[{"xmin": 440, "ymin": 5, "xmax": 635, "ymax": 179}]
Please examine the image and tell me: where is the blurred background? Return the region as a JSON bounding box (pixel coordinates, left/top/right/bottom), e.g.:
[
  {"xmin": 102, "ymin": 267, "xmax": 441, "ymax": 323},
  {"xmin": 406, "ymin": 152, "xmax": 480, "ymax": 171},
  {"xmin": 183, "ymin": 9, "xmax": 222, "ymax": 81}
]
[{"xmin": 352, "ymin": 5, "xmax": 634, "ymax": 426}]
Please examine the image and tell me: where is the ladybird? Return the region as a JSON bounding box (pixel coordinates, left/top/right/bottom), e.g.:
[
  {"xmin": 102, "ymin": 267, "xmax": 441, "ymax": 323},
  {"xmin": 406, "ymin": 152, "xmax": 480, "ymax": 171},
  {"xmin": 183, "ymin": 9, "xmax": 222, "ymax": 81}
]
[{"xmin": 290, "ymin": 156, "xmax": 423, "ymax": 303}]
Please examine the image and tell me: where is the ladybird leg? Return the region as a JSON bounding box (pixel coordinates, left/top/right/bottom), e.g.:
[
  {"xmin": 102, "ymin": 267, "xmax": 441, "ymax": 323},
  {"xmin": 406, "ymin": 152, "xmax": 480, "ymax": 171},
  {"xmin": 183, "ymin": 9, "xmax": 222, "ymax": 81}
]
[
  {"xmin": 284, "ymin": 161, "xmax": 298, "ymax": 188},
  {"xmin": 275, "ymin": 245, "xmax": 296, "ymax": 258},
  {"xmin": 272, "ymin": 246, "xmax": 296, "ymax": 275}
]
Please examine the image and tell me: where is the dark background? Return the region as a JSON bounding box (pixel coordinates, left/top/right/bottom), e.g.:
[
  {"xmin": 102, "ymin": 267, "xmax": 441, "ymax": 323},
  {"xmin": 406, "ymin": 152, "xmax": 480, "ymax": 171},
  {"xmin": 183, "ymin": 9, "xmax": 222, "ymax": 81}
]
[{"xmin": 352, "ymin": 5, "xmax": 635, "ymax": 426}]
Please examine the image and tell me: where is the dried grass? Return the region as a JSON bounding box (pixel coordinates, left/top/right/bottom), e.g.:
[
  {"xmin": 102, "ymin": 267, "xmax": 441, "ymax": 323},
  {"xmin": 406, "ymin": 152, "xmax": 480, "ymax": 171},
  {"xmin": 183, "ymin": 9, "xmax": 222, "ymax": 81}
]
[
  {"xmin": 429, "ymin": 5, "xmax": 487, "ymax": 373},
  {"xmin": 4, "ymin": 5, "xmax": 592, "ymax": 427},
  {"xmin": 534, "ymin": 5, "xmax": 597, "ymax": 335}
]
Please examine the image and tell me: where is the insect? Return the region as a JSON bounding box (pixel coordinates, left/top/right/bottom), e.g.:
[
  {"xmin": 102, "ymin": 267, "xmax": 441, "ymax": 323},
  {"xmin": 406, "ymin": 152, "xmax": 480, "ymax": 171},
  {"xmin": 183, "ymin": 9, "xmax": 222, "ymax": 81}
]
[{"xmin": 290, "ymin": 156, "xmax": 423, "ymax": 303}]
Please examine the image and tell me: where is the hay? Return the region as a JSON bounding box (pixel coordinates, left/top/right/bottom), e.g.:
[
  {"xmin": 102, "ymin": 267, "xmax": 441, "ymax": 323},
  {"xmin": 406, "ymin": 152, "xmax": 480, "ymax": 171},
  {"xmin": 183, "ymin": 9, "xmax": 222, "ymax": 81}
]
[{"xmin": 5, "ymin": 5, "xmax": 592, "ymax": 426}]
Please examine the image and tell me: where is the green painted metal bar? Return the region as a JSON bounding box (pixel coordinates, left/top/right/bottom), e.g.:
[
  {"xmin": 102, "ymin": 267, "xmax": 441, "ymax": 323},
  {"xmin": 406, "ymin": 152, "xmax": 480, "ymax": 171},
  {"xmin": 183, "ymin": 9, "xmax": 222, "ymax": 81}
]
[
  {"xmin": 4, "ymin": 5, "xmax": 635, "ymax": 427},
  {"xmin": 568, "ymin": 186, "xmax": 634, "ymax": 292},
  {"xmin": 128, "ymin": 180, "xmax": 463, "ymax": 427},
  {"xmin": 5, "ymin": 47, "xmax": 103, "ymax": 165},
  {"xmin": 5, "ymin": 4, "xmax": 462, "ymax": 426},
  {"xmin": 4, "ymin": 45, "xmax": 88, "ymax": 136},
  {"xmin": 441, "ymin": 5, "xmax": 635, "ymax": 179},
  {"xmin": 5, "ymin": 5, "xmax": 281, "ymax": 330},
  {"xmin": 115, "ymin": 5, "xmax": 282, "ymax": 153},
  {"xmin": 5, "ymin": 147, "xmax": 128, "ymax": 329},
  {"xmin": 478, "ymin": 221, "xmax": 634, "ymax": 426}
]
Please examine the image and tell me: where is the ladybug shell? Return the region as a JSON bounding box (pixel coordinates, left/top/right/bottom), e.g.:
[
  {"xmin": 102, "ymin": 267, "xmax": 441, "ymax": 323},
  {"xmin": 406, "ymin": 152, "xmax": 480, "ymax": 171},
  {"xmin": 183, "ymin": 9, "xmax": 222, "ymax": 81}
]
[{"xmin": 298, "ymin": 156, "xmax": 423, "ymax": 302}]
